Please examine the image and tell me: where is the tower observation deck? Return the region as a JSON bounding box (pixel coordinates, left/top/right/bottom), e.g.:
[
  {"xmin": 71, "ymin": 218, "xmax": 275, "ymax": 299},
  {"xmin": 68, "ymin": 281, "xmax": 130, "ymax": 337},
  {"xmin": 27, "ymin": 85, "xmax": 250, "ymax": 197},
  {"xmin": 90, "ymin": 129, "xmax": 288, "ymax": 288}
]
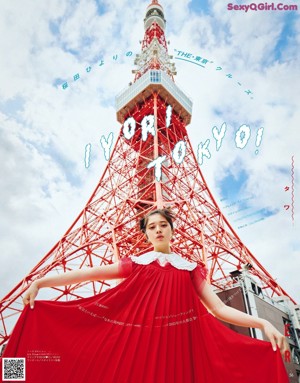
[{"xmin": 116, "ymin": 69, "xmax": 192, "ymax": 125}]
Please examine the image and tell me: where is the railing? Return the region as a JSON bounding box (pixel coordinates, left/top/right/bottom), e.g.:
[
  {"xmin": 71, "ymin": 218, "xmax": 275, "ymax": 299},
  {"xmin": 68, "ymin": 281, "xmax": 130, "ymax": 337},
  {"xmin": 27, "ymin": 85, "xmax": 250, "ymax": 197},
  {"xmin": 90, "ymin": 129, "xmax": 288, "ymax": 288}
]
[{"xmin": 115, "ymin": 70, "xmax": 193, "ymax": 115}]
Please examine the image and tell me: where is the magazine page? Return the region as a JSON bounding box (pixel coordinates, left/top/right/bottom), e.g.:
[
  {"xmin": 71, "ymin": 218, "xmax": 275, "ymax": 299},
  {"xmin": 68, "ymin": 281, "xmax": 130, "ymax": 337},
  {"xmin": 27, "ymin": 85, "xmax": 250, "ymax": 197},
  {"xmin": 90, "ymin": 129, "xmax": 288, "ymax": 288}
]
[{"xmin": 0, "ymin": 1, "xmax": 299, "ymax": 382}]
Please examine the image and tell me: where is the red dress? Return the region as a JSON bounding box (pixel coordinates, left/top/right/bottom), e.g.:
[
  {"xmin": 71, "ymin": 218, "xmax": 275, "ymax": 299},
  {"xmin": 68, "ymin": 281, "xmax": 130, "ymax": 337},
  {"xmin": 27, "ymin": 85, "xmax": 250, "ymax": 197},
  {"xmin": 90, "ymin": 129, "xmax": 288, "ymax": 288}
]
[{"xmin": 1, "ymin": 252, "xmax": 288, "ymax": 383}]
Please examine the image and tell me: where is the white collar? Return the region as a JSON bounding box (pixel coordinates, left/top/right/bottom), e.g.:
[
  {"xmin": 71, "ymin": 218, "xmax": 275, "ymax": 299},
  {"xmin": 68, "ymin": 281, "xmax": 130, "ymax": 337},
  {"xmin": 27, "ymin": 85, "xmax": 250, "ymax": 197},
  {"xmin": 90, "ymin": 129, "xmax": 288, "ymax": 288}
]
[{"xmin": 131, "ymin": 251, "xmax": 197, "ymax": 271}]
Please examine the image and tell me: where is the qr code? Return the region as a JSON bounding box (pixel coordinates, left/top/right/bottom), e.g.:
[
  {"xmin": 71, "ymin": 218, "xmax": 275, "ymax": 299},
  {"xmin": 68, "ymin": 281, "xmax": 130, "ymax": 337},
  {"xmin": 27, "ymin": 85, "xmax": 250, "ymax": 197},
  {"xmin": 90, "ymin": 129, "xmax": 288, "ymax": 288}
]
[{"xmin": 2, "ymin": 358, "xmax": 25, "ymax": 381}]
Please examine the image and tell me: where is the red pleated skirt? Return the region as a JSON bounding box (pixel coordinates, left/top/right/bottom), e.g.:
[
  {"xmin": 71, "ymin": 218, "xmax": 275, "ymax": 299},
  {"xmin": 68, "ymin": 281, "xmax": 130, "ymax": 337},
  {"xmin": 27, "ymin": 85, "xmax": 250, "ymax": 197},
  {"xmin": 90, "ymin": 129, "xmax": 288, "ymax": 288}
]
[{"xmin": 1, "ymin": 262, "xmax": 288, "ymax": 382}]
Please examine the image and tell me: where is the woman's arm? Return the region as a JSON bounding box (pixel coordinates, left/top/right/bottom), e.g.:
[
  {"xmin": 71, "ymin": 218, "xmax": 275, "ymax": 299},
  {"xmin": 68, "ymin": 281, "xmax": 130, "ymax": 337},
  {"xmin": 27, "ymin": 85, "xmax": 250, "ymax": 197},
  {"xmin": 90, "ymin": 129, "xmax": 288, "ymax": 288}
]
[
  {"xmin": 199, "ymin": 281, "xmax": 289, "ymax": 355},
  {"xmin": 23, "ymin": 262, "xmax": 122, "ymax": 309}
]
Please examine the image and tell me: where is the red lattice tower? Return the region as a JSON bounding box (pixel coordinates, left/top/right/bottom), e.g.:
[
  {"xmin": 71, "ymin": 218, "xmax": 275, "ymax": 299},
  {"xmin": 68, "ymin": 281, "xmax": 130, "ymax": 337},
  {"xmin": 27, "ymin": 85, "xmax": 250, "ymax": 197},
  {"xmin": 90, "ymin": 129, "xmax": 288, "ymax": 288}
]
[{"xmin": 0, "ymin": 0, "xmax": 295, "ymax": 348}]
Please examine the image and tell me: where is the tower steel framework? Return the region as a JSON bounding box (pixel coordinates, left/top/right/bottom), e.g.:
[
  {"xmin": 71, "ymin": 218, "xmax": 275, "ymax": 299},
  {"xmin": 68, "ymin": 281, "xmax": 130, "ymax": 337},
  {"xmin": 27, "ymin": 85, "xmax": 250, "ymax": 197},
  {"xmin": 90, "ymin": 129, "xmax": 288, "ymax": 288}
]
[{"xmin": 0, "ymin": 0, "xmax": 295, "ymax": 348}]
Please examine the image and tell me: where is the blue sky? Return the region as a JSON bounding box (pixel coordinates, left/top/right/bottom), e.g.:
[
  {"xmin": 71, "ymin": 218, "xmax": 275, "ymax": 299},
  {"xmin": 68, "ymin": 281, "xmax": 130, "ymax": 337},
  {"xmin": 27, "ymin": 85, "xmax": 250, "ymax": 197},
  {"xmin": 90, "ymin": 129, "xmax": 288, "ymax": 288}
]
[
  {"xmin": 189, "ymin": 0, "xmax": 210, "ymax": 14},
  {"xmin": 0, "ymin": 0, "xmax": 299, "ymax": 305}
]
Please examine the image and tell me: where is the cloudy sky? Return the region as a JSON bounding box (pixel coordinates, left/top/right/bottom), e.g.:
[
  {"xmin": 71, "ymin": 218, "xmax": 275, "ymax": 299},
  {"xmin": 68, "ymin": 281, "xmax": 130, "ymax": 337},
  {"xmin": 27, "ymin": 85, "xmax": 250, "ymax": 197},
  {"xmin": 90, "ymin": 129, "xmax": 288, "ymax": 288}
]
[{"xmin": 0, "ymin": 0, "xmax": 299, "ymax": 306}]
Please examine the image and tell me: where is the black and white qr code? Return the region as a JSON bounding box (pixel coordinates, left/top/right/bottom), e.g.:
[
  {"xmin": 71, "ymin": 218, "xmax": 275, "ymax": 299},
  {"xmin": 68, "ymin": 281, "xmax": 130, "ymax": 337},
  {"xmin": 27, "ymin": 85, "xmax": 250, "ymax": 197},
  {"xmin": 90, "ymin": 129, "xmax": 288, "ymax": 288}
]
[{"xmin": 2, "ymin": 358, "xmax": 26, "ymax": 381}]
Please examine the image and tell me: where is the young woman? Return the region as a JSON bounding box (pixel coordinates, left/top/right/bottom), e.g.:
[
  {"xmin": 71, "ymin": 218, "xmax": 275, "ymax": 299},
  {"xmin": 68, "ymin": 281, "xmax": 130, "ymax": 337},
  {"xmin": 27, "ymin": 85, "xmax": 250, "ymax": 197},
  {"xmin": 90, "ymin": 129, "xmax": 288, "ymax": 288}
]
[{"xmin": 2, "ymin": 209, "xmax": 289, "ymax": 382}]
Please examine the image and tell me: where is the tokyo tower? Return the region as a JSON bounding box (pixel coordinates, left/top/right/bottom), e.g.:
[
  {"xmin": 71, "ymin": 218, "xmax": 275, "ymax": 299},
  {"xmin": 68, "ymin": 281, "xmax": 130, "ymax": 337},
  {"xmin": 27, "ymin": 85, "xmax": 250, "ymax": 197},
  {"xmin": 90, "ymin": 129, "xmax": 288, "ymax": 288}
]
[{"xmin": 0, "ymin": 0, "xmax": 296, "ymax": 349}]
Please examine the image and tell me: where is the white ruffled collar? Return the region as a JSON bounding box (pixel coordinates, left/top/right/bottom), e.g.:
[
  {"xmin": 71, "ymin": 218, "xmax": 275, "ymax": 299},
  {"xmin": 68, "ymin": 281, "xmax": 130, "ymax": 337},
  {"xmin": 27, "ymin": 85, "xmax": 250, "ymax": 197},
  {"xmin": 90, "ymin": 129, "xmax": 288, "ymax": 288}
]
[{"xmin": 130, "ymin": 251, "xmax": 197, "ymax": 271}]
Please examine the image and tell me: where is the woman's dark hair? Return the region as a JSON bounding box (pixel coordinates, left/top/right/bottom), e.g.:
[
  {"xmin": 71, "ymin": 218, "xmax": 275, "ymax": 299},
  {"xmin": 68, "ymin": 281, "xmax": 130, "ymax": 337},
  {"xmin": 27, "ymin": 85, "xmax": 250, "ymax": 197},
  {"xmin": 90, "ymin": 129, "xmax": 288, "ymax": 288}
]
[{"xmin": 139, "ymin": 208, "xmax": 175, "ymax": 233}]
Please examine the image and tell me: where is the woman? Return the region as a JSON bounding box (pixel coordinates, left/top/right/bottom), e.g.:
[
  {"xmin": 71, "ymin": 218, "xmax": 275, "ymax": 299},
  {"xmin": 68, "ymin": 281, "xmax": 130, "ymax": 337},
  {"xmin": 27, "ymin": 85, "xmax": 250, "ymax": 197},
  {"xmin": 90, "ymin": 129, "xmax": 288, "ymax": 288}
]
[{"xmin": 2, "ymin": 209, "xmax": 289, "ymax": 382}]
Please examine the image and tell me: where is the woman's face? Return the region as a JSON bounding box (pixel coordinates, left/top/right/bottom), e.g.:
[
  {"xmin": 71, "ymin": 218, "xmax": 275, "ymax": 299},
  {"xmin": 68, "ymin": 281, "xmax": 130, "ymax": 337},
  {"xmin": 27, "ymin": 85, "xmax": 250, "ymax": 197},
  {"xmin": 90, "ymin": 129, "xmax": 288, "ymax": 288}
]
[{"xmin": 145, "ymin": 213, "xmax": 173, "ymax": 248}]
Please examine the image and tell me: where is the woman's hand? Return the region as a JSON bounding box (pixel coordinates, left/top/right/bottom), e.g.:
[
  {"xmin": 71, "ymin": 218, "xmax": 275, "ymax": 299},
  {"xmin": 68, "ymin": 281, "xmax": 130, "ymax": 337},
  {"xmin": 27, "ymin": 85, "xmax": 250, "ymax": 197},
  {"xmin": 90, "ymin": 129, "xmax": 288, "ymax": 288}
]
[
  {"xmin": 262, "ymin": 320, "xmax": 290, "ymax": 355},
  {"xmin": 22, "ymin": 281, "xmax": 40, "ymax": 309}
]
